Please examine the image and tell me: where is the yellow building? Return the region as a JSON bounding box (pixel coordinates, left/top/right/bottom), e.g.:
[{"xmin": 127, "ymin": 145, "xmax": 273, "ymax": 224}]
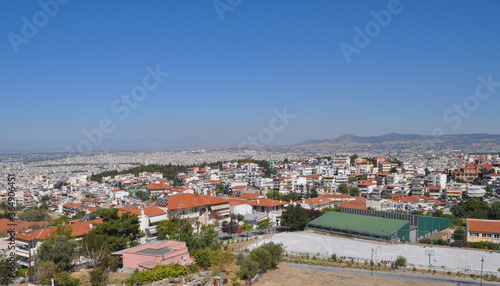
[
  {"xmin": 445, "ymin": 182, "xmax": 466, "ymax": 199},
  {"xmin": 466, "ymin": 219, "xmax": 500, "ymax": 243}
]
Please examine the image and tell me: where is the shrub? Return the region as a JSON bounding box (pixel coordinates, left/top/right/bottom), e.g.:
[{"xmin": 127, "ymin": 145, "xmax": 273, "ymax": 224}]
[
  {"xmin": 124, "ymin": 264, "xmax": 187, "ymax": 285},
  {"xmin": 90, "ymin": 268, "xmax": 106, "ymax": 286},
  {"xmin": 54, "ymin": 271, "xmax": 79, "ymax": 286},
  {"xmin": 394, "ymin": 256, "xmax": 407, "ymax": 268},
  {"xmin": 331, "ymin": 253, "xmax": 337, "ymax": 262},
  {"xmin": 465, "ymin": 241, "xmax": 499, "ymax": 250},
  {"xmin": 238, "ymin": 257, "xmax": 260, "ymax": 279}
]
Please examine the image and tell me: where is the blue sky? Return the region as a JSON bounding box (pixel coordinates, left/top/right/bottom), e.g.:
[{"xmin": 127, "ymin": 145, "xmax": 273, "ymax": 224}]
[{"xmin": 1, "ymin": 0, "xmax": 500, "ymax": 152}]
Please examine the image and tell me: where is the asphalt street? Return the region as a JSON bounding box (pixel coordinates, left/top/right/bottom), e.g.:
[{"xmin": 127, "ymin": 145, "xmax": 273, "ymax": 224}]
[{"xmin": 286, "ymin": 263, "xmax": 500, "ymax": 286}]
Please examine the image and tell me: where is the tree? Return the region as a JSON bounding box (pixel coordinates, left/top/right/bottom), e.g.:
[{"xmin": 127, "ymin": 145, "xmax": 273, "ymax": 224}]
[
  {"xmin": 237, "ymin": 256, "xmax": 260, "ymax": 279},
  {"xmin": 194, "ymin": 248, "xmax": 213, "ymax": 269},
  {"xmin": 18, "ymin": 208, "xmax": 50, "ymax": 222},
  {"xmin": 91, "ymin": 209, "xmax": 143, "ymax": 251},
  {"xmin": 458, "ymin": 198, "xmax": 489, "ymax": 219},
  {"xmin": 281, "ymin": 204, "xmax": 309, "ymax": 231},
  {"xmin": 390, "ymin": 167, "xmax": 398, "ymax": 173},
  {"xmin": 0, "ymin": 249, "xmax": 14, "ymax": 285},
  {"xmin": 81, "ymin": 231, "xmax": 109, "ymax": 270},
  {"xmin": 210, "ymin": 249, "xmax": 234, "ymax": 274},
  {"xmin": 249, "ymin": 248, "xmax": 272, "ymax": 270},
  {"xmin": 350, "ymin": 154, "xmax": 358, "ymax": 165},
  {"xmin": 259, "ymin": 242, "xmax": 283, "ymax": 268},
  {"xmin": 320, "ymin": 206, "xmax": 339, "ymax": 215},
  {"xmin": 37, "ymin": 235, "xmax": 78, "ymax": 272},
  {"xmin": 156, "ymin": 219, "xmax": 179, "ymax": 240},
  {"xmin": 236, "ymin": 213, "xmax": 245, "ymax": 222},
  {"xmin": 338, "ymin": 183, "xmax": 349, "ymax": 194},
  {"xmin": 450, "ymin": 205, "xmax": 465, "ymax": 218},
  {"xmin": 432, "ymin": 209, "xmax": 444, "ymax": 217},
  {"xmin": 306, "ymin": 209, "xmax": 321, "ymax": 221},
  {"xmin": 488, "ymin": 201, "xmax": 500, "ymax": 220},
  {"xmin": 349, "ymin": 186, "xmax": 360, "ymax": 196},
  {"xmin": 310, "ymin": 188, "xmax": 319, "ymax": 198},
  {"xmin": 257, "ymin": 218, "xmax": 271, "ymax": 232},
  {"xmin": 242, "ymin": 221, "xmax": 253, "ymax": 235},
  {"xmin": 425, "ymin": 168, "xmax": 430, "ymax": 176},
  {"xmin": 454, "ymin": 228, "xmax": 465, "ymax": 241},
  {"xmin": 36, "ymin": 261, "xmax": 55, "ymax": 285}
]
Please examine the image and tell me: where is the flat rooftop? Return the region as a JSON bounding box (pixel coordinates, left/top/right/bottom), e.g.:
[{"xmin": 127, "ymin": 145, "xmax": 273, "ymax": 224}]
[{"xmin": 308, "ymin": 211, "xmax": 408, "ymax": 237}]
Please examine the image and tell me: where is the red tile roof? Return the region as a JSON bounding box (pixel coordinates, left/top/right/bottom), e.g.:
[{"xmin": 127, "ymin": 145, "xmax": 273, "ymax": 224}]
[
  {"xmin": 119, "ymin": 205, "xmax": 166, "ymax": 217},
  {"xmin": 230, "ymin": 185, "xmax": 248, "ymax": 189},
  {"xmin": 248, "ymin": 198, "xmax": 288, "ymax": 207},
  {"xmin": 146, "ymin": 184, "xmax": 172, "ymax": 190},
  {"xmin": 15, "ymin": 219, "xmax": 103, "ymax": 241},
  {"xmin": 0, "ymin": 219, "xmax": 46, "ymax": 234},
  {"xmin": 228, "ymin": 192, "xmax": 260, "ymax": 200},
  {"xmin": 165, "ymin": 194, "xmax": 229, "ymax": 210},
  {"xmin": 467, "ymin": 219, "xmax": 500, "ymax": 233}
]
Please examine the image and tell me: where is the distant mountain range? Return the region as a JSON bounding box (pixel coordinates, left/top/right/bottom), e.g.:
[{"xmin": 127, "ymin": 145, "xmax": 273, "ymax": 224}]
[{"xmin": 296, "ymin": 133, "xmax": 500, "ymax": 147}]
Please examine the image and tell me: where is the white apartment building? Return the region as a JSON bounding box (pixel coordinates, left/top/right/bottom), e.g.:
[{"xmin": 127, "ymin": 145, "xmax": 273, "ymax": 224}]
[
  {"xmin": 466, "ymin": 184, "xmax": 486, "ymax": 198},
  {"xmin": 427, "ymin": 174, "xmax": 447, "ymax": 189}
]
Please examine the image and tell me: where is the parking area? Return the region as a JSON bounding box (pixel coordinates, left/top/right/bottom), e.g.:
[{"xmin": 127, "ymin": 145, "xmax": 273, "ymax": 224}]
[{"xmin": 252, "ymin": 231, "xmax": 500, "ymax": 275}]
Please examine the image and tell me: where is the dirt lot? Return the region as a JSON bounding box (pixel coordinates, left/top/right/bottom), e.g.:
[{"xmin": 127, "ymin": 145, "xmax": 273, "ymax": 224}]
[{"xmin": 256, "ymin": 264, "xmax": 447, "ymax": 286}]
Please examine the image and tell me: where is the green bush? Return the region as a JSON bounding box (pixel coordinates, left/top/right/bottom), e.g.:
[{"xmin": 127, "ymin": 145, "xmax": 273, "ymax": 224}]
[
  {"xmin": 16, "ymin": 268, "xmax": 28, "ymax": 278},
  {"xmin": 236, "ymin": 242, "xmax": 284, "ymax": 279},
  {"xmin": 54, "ymin": 271, "xmax": 79, "ymax": 286},
  {"xmin": 124, "ymin": 264, "xmax": 188, "ymax": 285},
  {"xmin": 90, "ymin": 268, "xmax": 106, "ymax": 286},
  {"xmin": 464, "ymin": 241, "xmax": 499, "ymax": 250},
  {"xmin": 394, "ymin": 256, "xmax": 407, "ymax": 268},
  {"xmin": 418, "ymin": 237, "xmax": 450, "ymax": 246}
]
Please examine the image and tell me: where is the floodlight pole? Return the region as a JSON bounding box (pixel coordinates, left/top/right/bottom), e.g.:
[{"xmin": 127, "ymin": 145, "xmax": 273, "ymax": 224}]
[
  {"xmin": 480, "ymin": 257, "xmax": 484, "ymax": 286},
  {"xmin": 371, "ymin": 248, "xmax": 374, "ymax": 276}
]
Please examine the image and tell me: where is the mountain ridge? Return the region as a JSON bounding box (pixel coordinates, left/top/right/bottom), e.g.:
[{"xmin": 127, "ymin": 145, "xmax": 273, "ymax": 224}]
[{"xmin": 296, "ymin": 133, "xmax": 500, "ymax": 146}]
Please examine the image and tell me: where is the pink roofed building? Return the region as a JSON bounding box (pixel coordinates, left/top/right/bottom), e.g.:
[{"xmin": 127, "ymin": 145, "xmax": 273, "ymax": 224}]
[{"xmin": 114, "ymin": 240, "xmax": 194, "ymax": 271}]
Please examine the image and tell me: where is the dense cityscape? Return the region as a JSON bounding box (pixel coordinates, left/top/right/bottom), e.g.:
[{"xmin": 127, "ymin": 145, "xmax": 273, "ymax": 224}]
[
  {"xmin": 2, "ymin": 148, "xmax": 500, "ymax": 285},
  {"xmin": 3, "ymin": 0, "xmax": 500, "ymax": 285}
]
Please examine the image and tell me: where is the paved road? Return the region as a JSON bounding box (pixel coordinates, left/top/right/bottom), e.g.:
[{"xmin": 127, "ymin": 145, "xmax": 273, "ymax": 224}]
[{"xmin": 286, "ymin": 263, "xmax": 500, "ymax": 286}]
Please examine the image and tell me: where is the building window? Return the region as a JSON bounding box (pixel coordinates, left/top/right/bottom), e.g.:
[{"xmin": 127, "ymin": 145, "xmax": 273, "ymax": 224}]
[
  {"xmin": 482, "ymin": 233, "xmax": 492, "ymax": 238},
  {"xmin": 494, "ymin": 234, "xmax": 500, "ymax": 239},
  {"xmin": 470, "ymin": 233, "xmax": 479, "ymax": 238},
  {"xmin": 190, "ymin": 207, "xmax": 196, "ymax": 213}
]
